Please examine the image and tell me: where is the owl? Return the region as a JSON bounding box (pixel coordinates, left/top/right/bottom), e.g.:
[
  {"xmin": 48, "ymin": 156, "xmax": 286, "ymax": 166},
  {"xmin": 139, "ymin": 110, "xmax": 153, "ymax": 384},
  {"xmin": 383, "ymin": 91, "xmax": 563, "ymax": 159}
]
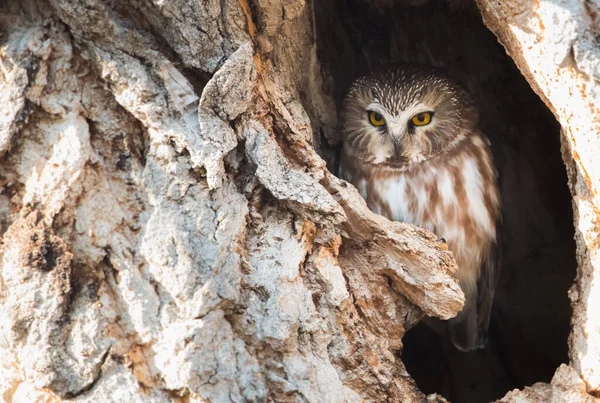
[{"xmin": 339, "ymin": 66, "xmax": 501, "ymax": 352}]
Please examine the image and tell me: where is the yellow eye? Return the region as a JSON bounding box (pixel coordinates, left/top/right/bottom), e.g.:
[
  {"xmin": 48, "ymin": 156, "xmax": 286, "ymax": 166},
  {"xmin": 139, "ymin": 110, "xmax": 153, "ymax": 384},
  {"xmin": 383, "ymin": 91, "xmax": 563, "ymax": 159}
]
[
  {"xmin": 369, "ymin": 111, "xmax": 386, "ymax": 126},
  {"xmin": 411, "ymin": 112, "xmax": 432, "ymax": 126}
]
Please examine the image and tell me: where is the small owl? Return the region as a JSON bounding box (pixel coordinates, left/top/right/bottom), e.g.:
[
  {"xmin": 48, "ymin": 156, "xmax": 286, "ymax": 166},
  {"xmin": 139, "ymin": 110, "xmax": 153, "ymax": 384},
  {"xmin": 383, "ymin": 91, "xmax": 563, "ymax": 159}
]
[{"xmin": 339, "ymin": 66, "xmax": 501, "ymax": 352}]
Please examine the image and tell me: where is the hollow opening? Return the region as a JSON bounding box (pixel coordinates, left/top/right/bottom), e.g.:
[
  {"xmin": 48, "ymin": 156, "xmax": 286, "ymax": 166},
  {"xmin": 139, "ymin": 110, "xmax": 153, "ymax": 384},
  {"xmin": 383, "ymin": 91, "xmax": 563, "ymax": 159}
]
[{"xmin": 312, "ymin": 1, "xmax": 577, "ymax": 402}]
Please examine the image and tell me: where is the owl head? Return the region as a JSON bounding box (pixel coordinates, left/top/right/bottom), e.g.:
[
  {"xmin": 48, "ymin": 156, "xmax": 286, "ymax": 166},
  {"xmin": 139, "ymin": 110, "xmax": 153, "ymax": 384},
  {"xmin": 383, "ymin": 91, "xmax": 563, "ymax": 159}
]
[{"xmin": 340, "ymin": 66, "xmax": 478, "ymax": 167}]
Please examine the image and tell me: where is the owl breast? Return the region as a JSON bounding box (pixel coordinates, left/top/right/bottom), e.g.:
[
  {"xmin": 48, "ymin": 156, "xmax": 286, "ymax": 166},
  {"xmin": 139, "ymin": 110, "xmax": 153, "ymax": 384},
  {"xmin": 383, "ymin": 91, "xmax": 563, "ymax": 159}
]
[{"xmin": 340, "ymin": 133, "xmax": 500, "ymax": 291}]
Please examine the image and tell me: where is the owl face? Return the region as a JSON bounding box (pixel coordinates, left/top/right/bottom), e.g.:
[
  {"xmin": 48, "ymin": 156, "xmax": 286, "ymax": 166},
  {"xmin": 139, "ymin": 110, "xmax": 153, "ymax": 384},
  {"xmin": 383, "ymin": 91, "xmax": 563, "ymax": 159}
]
[{"xmin": 341, "ymin": 67, "xmax": 477, "ymax": 167}]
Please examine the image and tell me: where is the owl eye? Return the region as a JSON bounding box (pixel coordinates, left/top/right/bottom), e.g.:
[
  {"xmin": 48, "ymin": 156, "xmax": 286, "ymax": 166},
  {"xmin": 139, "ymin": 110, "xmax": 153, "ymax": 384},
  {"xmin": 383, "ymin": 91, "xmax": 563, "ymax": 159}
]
[
  {"xmin": 411, "ymin": 112, "xmax": 432, "ymax": 126},
  {"xmin": 368, "ymin": 111, "xmax": 386, "ymax": 126}
]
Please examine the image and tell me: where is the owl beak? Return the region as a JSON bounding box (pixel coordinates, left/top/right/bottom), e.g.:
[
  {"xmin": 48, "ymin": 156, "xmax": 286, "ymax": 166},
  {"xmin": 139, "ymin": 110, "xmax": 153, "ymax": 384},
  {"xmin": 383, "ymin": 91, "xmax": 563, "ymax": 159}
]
[
  {"xmin": 392, "ymin": 138, "xmax": 402, "ymax": 156},
  {"xmin": 390, "ymin": 129, "xmax": 404, "ymax": 157}
]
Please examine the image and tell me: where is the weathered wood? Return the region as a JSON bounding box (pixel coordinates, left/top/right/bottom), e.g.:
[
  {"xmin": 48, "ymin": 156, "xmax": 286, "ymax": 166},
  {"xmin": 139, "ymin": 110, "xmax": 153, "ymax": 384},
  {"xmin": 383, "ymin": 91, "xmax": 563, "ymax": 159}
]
[
  {"xmin": 0, "ymin": 0, "xmax": 459, "ymax": 402},
  {"xmin": 0, "ymin": 0, "xmax": 598, "ymax": 401}
]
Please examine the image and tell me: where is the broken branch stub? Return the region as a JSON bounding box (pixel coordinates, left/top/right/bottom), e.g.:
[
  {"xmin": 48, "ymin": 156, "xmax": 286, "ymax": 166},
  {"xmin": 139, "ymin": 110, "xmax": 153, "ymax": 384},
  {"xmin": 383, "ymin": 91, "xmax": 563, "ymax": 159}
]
[{"xmin": 323, "ymin": 172, "xmax": 464, "ymax": 320}]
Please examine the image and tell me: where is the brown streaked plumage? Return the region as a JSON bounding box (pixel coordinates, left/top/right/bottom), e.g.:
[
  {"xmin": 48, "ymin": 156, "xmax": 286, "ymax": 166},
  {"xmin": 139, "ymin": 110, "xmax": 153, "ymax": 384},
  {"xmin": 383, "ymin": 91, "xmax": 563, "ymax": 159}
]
[{"xmin": 339, "ymin": 66, "xmax": 501, "ymax": 352}]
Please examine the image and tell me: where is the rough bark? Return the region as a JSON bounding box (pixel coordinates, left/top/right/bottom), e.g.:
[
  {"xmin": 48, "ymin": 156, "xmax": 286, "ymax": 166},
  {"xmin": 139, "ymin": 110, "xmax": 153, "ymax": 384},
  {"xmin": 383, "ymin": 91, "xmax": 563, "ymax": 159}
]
[
  {"xmin": 0, "ymin": 0, "xmax": 459, "ymax": 402},
  {"xmin": 0, "ymin": 0, "xmax": 597, "ymax": 403}
]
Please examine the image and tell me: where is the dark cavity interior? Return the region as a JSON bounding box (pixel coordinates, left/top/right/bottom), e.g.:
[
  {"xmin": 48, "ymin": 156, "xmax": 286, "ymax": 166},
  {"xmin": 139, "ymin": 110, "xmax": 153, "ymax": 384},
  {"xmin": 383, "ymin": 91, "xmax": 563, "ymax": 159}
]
[{"xmin": 311, "ymin": 1, "xmax": 577, "ymax": 402}]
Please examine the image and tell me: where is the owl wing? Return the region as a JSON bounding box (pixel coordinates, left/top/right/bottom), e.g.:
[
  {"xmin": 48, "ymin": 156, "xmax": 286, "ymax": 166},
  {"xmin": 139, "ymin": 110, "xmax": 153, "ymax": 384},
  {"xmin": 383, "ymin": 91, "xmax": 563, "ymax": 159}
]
[{"xmin": 476, "ymin": 214, "xmax": 502, "ymax": 344}]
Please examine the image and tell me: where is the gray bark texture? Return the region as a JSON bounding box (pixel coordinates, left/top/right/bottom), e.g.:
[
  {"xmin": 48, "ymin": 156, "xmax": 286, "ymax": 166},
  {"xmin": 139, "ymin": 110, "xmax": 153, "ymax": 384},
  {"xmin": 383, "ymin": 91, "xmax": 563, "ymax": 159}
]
[{"xmin": 0, "ymin": 0, "xmax": 597, "ymax": 402}]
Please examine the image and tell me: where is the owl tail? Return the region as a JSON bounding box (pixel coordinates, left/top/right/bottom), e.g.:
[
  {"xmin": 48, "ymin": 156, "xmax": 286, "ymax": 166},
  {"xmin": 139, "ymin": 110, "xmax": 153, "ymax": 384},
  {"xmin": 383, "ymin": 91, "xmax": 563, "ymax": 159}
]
[{"xmin": 448, "ymin": 288, "xmax": 488, "ymax": 352}]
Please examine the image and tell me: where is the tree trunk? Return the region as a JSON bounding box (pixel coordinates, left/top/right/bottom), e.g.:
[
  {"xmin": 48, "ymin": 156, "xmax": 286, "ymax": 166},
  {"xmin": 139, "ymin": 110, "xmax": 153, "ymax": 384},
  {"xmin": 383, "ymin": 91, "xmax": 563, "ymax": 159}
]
[{"xmin": 0, "ymin": 0, "xmax": 597, "ymax": 402}]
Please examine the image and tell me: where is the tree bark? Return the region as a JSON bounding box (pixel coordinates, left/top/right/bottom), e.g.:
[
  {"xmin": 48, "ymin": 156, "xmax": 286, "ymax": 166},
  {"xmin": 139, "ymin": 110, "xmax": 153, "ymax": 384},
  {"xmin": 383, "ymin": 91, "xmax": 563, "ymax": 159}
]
[{"xmin": 0, "ymin": 0, "xmax": 597, "ymax": 402}]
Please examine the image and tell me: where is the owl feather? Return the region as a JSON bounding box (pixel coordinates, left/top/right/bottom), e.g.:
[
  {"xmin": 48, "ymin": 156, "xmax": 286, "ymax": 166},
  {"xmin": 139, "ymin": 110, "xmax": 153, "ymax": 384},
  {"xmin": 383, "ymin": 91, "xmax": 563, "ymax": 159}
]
[{"xmin": 339, "ymin": 65, "xmax": 501, "ymax": 352}]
